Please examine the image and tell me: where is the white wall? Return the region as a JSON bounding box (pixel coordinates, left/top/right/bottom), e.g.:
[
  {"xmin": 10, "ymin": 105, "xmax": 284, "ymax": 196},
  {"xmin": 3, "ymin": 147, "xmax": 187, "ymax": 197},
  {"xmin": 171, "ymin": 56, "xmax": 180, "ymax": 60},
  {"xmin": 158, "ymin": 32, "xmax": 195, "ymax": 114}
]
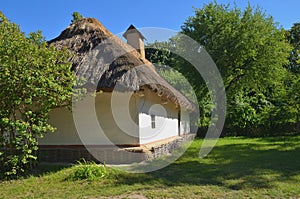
[
  {"xmin": 39, "ymin": 89, "xmax": 191, "ymax": 146},
  {"xmin": 39, "ymin": 107, "xmax": 82, "ymax": 145},
  {"xmin": 180, "ymin": 110, "xmax": 190, "ymax": 134},
  {"xmin": 39, "ymin": 92, "xmax": 140, "ymax": 145},
  {"xmin": 138, "ymin": 88, "xmax": 179, "ymax": 144}
]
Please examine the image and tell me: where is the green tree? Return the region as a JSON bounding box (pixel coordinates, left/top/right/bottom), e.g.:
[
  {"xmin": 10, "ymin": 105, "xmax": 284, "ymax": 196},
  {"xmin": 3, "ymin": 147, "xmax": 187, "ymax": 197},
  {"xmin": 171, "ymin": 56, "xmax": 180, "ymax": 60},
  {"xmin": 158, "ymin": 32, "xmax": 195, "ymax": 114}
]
[
  {"xmin": 181, "ymin": 2, "xmax": 291, "ymax": 94},
  {"xmin": 155, "ymin": 65, "xmax": 197, "ymax": 104},
  {"xmin": 226, "ymin": 90, "xmax": 275, "ymax": 135},
  {"xmin": 146, "ymin": 42, "xmax": 212, "ymax": 128},
  {"xmin": 287, "ymin": 23, "xmax": 300, "ymax": 74},
  {"xmin": 180, "ymin": 2, "xmax": 292, "ymax": 133},
  {"xmin": 147, "ymin": 2, "xmax": 292, "ymax": 134},
  {"xmin": 0, "ymin": 13, "xmax": 75, "ymax": 177},
  {"xmin": 286, "ymin": 22, "xmax": 300, "ymax": 133},
  {"xmin": 71, "ymin": 12, "xmax": 83, "ymax": 23}
]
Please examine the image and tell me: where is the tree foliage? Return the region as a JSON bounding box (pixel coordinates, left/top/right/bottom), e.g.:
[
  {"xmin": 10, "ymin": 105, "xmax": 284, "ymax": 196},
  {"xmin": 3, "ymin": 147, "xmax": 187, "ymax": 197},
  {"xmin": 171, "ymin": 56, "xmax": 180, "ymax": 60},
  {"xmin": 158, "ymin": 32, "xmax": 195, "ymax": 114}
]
[
  {"xmin": 286, "ymin": 23, "xmax": 300, "ymax": 133},
  {"xmin": 287, "ymin": 23, "xmax": 300, "ymax": 74},
  {"xmin": 71, "ymin": 12, "xmax": 83, "ymax": 23},
  {"xmin": 181, "ymin": 3, "xmax": 291, "ymax": 93},
  {"xmin": 155, "ymin": 65, "xmax": 197, "ymax": 104},
  {"xmin": 0, "ymin": 13, "xmax": 75, "ymax": 177},
  {"xmin": 146, "ymin": 2, "xmax": 294, "ymax": 135}
]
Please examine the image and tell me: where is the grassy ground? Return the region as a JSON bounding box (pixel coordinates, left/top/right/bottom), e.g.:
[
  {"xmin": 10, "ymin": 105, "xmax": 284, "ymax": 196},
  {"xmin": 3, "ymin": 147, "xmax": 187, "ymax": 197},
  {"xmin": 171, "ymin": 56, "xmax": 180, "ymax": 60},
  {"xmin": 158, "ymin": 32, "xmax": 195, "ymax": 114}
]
[{"xmin": 1, "ymin": 136, "xmax": 300, "ymax": 199}]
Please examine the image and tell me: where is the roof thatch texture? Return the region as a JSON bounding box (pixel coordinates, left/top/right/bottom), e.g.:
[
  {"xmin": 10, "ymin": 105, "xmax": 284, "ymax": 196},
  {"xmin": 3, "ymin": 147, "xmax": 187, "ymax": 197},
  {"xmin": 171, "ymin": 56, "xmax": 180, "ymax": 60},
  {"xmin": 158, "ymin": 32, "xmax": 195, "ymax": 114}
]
[{"xmin": 49, "ymin": 18, "xmax": 196, "ymax": 111}]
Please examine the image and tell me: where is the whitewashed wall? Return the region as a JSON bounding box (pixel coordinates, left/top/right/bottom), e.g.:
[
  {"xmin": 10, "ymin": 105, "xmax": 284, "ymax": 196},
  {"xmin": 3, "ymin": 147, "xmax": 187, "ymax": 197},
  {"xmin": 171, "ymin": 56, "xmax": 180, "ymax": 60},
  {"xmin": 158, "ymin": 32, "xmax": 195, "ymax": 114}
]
[
  {"xmin": 39, "ymin": 89, "xmax": 191, "ymax": 146},
  {"xmin": 39, "ymin": 92, "xmax": 139, "ymax": 145},
  {"xmin": 180, "ymin": 110, "xmax": 190, "ymax": 134},
  {"xmin": 138, "ymin": 88, "xmax": 179, "ymax": 144},
  {"xmin": 38, "ymin": 107, "xmax": 81, "ymax": 145}
]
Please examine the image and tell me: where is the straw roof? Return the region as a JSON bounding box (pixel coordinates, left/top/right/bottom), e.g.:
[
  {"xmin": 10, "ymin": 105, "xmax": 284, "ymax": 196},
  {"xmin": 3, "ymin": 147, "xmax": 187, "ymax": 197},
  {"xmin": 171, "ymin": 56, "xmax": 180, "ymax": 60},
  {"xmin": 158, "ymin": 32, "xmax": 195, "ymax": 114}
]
[{"xmin": 49, "ymin": 18, "xmax": 196, "ymax": 112}]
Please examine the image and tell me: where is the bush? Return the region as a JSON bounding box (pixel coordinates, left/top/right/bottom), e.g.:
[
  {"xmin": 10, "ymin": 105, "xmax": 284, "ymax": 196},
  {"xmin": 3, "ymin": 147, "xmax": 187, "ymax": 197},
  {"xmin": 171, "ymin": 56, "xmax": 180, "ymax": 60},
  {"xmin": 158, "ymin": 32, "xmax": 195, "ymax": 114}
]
[
  {"xmin": 67, "ymin": 159, "xmax": 109, "ymax": 181},
  {"xmin": 0, "ymin": 12, "xmax": 74, "ymax": 178}
]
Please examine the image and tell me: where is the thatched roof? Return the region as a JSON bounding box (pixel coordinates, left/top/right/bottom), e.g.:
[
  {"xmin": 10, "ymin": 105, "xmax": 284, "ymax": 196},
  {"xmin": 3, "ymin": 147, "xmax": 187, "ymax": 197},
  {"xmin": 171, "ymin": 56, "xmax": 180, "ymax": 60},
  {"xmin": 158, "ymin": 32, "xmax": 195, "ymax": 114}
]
[{"xmin": 49, "ymin": 18, "xmax": 196, "ymax": 112}]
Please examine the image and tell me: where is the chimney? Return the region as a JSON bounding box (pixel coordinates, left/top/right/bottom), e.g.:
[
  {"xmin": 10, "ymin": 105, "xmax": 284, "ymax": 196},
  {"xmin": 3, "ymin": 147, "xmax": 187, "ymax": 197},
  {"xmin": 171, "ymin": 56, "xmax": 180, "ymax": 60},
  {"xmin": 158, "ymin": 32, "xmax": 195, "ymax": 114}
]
[{"xmin": 123, "ymin": 24, "xmax": 146, "ymax": 59}]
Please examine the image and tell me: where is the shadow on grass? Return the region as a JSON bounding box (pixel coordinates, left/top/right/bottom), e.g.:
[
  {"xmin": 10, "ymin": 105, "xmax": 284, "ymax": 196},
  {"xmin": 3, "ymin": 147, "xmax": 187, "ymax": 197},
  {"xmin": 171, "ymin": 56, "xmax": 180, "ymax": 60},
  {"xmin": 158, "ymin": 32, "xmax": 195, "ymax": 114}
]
[
  {"xmin": 31, "ymin": 163, "xmax": 71, "ymax": 176},
  {"xmin": 0, "ymin": 163, "xmax": 69, "ymax": 181},
  {"xmin": 115, "ymin": 136, "xmax": 300, "ymax": 190},
  {"xmin": 3, "ymin": 136, "xmax": 299, "ymax": 192}
]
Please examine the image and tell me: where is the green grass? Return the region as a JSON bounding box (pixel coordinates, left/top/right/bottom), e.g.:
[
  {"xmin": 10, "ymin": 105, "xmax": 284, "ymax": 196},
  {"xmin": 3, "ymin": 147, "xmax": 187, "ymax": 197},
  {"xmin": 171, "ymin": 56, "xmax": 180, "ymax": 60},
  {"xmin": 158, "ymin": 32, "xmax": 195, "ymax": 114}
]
[{"xmin": 1, "ymin": 136, "xmax": 300, "ymax": 198}]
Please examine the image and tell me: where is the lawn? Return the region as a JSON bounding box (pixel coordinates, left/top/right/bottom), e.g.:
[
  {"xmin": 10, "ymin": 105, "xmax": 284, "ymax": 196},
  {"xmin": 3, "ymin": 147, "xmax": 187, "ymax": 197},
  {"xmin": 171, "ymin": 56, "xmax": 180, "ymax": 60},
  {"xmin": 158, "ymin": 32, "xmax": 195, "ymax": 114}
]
[{"xmin": 1, "ymin": 136, "xmax": 300, "ymax": 199}]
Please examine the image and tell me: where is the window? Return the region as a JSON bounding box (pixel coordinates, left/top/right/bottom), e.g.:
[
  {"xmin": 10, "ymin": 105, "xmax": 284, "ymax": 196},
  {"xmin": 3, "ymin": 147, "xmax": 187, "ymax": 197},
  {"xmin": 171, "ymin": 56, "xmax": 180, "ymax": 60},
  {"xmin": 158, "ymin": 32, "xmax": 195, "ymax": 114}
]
[{"xmin": 151, "ymin": 115, "xmax": 155, "ymax": 129}]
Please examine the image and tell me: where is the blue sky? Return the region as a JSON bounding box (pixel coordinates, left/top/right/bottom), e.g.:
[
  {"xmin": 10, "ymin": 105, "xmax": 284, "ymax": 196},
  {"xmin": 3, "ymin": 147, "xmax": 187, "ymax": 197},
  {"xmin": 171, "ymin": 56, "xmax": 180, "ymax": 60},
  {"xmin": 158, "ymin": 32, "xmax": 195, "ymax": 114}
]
[{"xmin": 0, "ymin": 0, "xmax": 299, "ymax": 41}]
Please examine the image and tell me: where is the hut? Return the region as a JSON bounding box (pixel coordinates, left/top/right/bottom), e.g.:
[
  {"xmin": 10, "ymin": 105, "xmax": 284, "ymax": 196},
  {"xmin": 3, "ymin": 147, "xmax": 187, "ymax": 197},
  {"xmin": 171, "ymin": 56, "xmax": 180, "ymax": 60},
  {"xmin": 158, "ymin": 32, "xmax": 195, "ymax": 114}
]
[{"xmin": 38, "ymin": 18, "xmax": 197, "ymax": 164}]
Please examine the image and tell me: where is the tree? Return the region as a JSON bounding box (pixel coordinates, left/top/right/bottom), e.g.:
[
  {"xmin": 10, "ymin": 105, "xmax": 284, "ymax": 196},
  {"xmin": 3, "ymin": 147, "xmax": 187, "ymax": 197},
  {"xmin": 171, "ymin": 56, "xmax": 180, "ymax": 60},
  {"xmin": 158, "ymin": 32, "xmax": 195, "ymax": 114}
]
[
  {"xmin": 179, "ymin": 2, "xmax": 293, "ymax": 133},
  {"xmin": 0, "ymin": 13, "xmax": 75, "ymax": 177},
  {"xmin": 155, "ymin": 64, "xmax": 197, "ymax": 104},
  {"xmin": 71, "ymin": 12, "xmax": 83, "ymax": 23},
  {"xmin": 286, "ymin": 23, "xmax": 300, "ymax": 133},
  {"xmin": 146, "ymin": 3, "xmax": 292, "ymax": 134},
  {"xmin": 181, "ymin": 3, "xmax": 291, "ymax": 94},
  {"xmin": 146, "ymin": 42, "xmax": 212, "ymax": 128},
  {"xmin": 287, "ymin": 23, "xmax": 300, "ymax": 74}
]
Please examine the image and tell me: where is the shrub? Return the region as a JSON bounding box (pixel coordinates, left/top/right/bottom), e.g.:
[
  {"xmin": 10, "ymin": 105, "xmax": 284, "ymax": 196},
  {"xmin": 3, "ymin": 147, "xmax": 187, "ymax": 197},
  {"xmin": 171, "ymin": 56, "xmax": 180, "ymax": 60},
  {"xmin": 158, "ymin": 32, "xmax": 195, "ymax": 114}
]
[{"xmin": 67, "ymin": 159, "xmax": 109, "ymax": 181}]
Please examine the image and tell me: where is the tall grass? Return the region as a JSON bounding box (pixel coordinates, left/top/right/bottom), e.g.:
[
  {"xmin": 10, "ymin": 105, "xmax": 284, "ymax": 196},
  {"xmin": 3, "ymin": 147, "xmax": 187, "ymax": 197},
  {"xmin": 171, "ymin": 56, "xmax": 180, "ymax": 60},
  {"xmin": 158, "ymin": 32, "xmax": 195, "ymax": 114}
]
[{"xmin": 66, "ymin": 159, "xmax": 109, "ymax": 181}]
